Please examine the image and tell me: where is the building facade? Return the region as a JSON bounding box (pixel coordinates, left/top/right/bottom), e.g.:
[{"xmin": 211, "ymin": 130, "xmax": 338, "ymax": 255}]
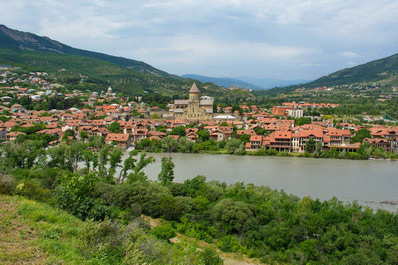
[{"xmin": 171, "ymin": 83, "xmax": 214, "ymax": 122}]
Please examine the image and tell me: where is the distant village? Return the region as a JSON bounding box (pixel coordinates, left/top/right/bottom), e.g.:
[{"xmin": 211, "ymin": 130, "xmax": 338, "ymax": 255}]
[{"xmin": 0, "ymin": 66, "xmax": 397, "ymax": 154}]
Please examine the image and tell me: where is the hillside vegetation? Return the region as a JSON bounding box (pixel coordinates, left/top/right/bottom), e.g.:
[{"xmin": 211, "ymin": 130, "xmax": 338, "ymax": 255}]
[
  {"xmin": 0, "ymin": 24, "xmax": 174, "ymax": 79},
  {"xmin": 0, "ymin": 48, "xmax": 253, "ymax": 103},
  {"xmin": 1, "ymin": 139, "xmax": 398, "ymax": 264},
  {"xmin": 265, "ymin": 53, "xmax": 398, "ymax": 95},
  {"xmin": 0, "ymin": 25, "xmax": 255, "ymax": 103}
]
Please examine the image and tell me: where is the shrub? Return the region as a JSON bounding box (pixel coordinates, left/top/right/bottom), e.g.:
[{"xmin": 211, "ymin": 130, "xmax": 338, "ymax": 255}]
[
  {"xmin": 200, "ymin": 248, "xmax": 224, "ymax": 265},
  {"xmin": 15, "ymin": 178, "xmax": 51, "ymax": 201},
  {"xmin": 151, "ymin": 223, "xmax": 176, "ymax": 241},
  {"xmin": 80, "ymin": 219, "xmax": 125, "ymax": 262},
  {"xmin": 0, "ymin": 174, "xmax": 17, "ymax": 194}
]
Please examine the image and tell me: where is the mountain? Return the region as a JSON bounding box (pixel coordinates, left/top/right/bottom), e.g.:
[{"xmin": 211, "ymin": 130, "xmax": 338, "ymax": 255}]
[
  {"xmin": 0, "ymin": 25, "xmax": 255, "ymax": 102},
  {"xmin": 302, "ymin": 53, "xmax": 398, "ymax": 88},
  {"xmin": 265, "ymin": 53, "xmax": 398, "ymax": 94},
  {"xmin": 0, "ymin": 24, "xmax": 176, "ymax": 79},
  {"xmin": 181, "ymin": 74, "xmax": 264, "ymax": 90},
  {"xmin": 234, "ymin": 76, "xmax": 311, "ymax": 89},
  {"xmin": 182, "ymin": 74, "xmax": 311, "ymax": 90}
]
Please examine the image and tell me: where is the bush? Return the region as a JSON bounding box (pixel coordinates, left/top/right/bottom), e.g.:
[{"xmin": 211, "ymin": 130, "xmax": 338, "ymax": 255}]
[
  {"xmin": 80, "ymin": 219, "xmax": 125, "ymax": 262},
  {"xmin": 217, "ymin": 235, "xmax": 242, "ymax": 252},
  {"xmin": 15, "ymin": 178, "xmax": 51, "ymax": 201},
  {"xmin": 200, "ymin": 248, "xmax": 224, "ymax": 265},
  {"xmin": 0, "ymin": 174, "xmax": 17, "ymax": 194},
  {"xmin": 151, "ymin": 223, "xmax": 176, "ymax": 241}
]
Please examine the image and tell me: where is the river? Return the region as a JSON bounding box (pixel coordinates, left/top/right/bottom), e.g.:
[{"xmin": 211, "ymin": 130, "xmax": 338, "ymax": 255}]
[{"xmin": 141, "ymin": 153, "xmax": 398, "ymax": 212}]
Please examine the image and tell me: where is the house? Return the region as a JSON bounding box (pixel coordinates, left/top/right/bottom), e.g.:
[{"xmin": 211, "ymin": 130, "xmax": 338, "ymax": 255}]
[
  {"xmin": 132, "ymin": 128, "xmax": 148, "ymax": 142},
  {"xmin": 291, "ymin": 130, "xmax": 324, "ymax": 153},
  {"xmin": 364, "ymin": 138, "xmax": 391, "ymax": 152},
  {"xmin": 246, "ymin": 135, "xmax": 263, "ymax": 151},
  {"xmin": 267, "ymin": 131, "xmax": 293, "ymax": 152},
  {"xmin": 6, "ymin": 131, "xmax": 25, "ymax": 141},
  {"xmin": 104, "ymin": 133, "xmax": 131, "ymax": 148},
  {"xmin": 186, "ymin": 131, "xmax": 199, "ymax": 142}
]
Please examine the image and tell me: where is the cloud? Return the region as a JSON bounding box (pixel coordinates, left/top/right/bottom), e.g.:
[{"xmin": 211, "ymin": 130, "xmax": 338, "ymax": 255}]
[
  {"xmin": 0, "ymin": 0, "xmax": 397, "ymax": 79},
  {"xmin": 341, "ymin": 52, "xmax": 360, "ymax": 59}
]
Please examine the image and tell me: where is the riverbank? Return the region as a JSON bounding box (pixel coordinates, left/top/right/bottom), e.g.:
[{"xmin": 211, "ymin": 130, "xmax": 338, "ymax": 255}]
[
  {"xmin": 143, "ymin": 152, "xmax": 398, "ymax": 212},
  {"xmin": 136, "ymin": 147, "xmax": 398, "ymax": 162}
]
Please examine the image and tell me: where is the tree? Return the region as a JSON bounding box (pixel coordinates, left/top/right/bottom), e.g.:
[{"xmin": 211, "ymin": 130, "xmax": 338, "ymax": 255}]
[
  {"xmin": 161, "ymin": 136, "xmax": 178, "ymax": 152},
  {"xmin": 158, "ymin": 157, "xmax": 175, "ymax": 185},
  {"xmin": 239, "ymin": 134, "xmax": 250, "ymax": 143},
  {"xmin": 295, "ymin": 117, "xmax": 312, "ymax": 126},
  {"xmin": 108, "ymin": 147, "xmax": 123, "ymax": 181},
  {"xmin": 225, "ymin": 139, "xmax": 242, "ymax": 154},
  {"xmin": 177, "ymin": 137, "xmax": 194, "ymax": 153},
  {"xmin": 305, "ymin": 139, "xmax": 316, "ymax": 153},
  {"xmin": 197, "ymin": 130, "xmax": 210, "ymax": 141},
  {"xmin": 170, "ymin": 126, "xmax": 186, "ymax": 136},
  {"xmin": 351, "ymin": 128, "xmax": 371, "ymax": 143},
  {"xmin": 63, "ymin": 129, "xmax": 75, "ymax": 139},
  {"xmin": 80, "ymin": 130, "xmax": 88, "ymax": 139},
  {"xmin": 211, "ymin": 198, "xmax": 253, "ymax": 233},
  {"xmin": 108, "ymin": 122, "xmax": 121, "ymax": 133},
  {"xmin": 126, "ymin": 153, "xmax": 155, "ymax": 183}
]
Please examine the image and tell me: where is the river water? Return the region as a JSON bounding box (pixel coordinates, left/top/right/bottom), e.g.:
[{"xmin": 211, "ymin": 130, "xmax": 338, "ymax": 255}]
[{"xmin": 141, "ymin": 153, "xmax": 398, "ymax": 212}]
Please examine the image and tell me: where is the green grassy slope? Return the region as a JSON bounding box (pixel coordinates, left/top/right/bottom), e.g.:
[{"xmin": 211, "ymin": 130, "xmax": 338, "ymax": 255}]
[
  {"xmin": 0, "ymin": 48, "xmax": 253, "ymax": 101},
  {"xmin": 264, "ymin": 53, "xmax": 398, "ymax": 95},
  {"xmin": 0, "ymin": 195, "xmax": 91, "ymax": 264},
  {"xmin": 0, "ymin": 24, "xmax": 175, "ymax": 79},
  {"xmin": 307, "ymin": 53, "xmax": 398, "ymax": 87}
]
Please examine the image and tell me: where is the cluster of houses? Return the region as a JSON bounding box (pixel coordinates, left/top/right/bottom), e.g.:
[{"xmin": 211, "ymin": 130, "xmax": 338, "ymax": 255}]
[
  {"xmin": 271, "ymin": 102, "xmax": 340, "ymax": 118},
  {"xmin": 244, "ymin": 118, "xmax": 398, "ymax": 153},
  {"xmin": 1, "ymin": 68, "xmax": 397, "ymax": 154},
  {"xmin": 1, "ymin": 100, "xmax": 397, "ymax": 154}
]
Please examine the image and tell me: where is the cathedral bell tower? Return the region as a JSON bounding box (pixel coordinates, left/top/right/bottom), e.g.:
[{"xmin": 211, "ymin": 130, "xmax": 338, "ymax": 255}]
[{"xmin": 188, "ymin": 82, "xmax": 200, "ymax": 102}]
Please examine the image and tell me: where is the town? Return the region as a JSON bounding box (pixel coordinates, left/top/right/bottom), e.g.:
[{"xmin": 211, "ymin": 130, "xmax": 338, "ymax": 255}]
[{"xmin": 1, "ymin": 66, "xmax": 397, "ymax": 158}]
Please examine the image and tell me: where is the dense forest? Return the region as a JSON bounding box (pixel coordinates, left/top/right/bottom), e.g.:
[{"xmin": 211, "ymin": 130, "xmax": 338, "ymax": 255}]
[{"xmin": 1, "ymin": 135, "xmax": 398, "ymax": 264}]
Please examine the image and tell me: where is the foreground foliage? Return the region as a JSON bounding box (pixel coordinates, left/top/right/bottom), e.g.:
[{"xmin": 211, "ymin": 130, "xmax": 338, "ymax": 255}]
[{"xmin": 1, "ymin": 140, "xmax": 398, "ymax": 264}]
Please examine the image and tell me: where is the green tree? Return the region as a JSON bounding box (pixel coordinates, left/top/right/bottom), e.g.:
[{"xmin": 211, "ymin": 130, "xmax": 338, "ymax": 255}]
[
  {"xmin": 295, "ymin": 117, "xmax": 312, "ymax": 126},
  {"xmin": 305, "ymin": 139, "xmax": 316, "ymax": 153},
  {"xmin": 161, "ymin": 136, "xmax": 178, "ymax": 152},
  {"xmin": 351, "ymin": 128, "xmax": 371, "ymax": 143},
  {"xmin": 126, "ymin": 153, "xmax": 155, "ymax": 183},
  {"xmin": 197, "ymin": 130, "xmax": 210, "ymax": 141},
  {"xmin": 212, "ymin": 198, "xmax": 253, "ymax": 233},
  {"xmin": 108, "ymin": 122, "xmax": 121, "ymax": 133},
  {"xmin": 80, "ymin": 130, "xmax": 88, "ymax": 139},
  {"xmin": 170, "ymin": 126, "xmax": 186, "ymax": 136},
  {"xmin": 158, "ymin": 157, "xmax": 175, "ymax": 185},
  {"xmin": 225, "ymin": 139, "xmax": 243, "ymax": 154},
  {"xmin": 108, "ymin": 147, "xmax": 123, "ymax": 182}
]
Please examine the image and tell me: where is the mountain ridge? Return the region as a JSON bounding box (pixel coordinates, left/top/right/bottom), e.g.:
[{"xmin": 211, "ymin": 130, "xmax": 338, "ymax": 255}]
[
  {"xmin": 181, "ymin": 74, "xmax": 265, "ymax": 90},
  {"xmin": 265, "ymin": 52, "xmax": 398, "ymax": 94},
  {"xmin": 0, "ymin": 24, "xmax": 177, "ymax": 79}
]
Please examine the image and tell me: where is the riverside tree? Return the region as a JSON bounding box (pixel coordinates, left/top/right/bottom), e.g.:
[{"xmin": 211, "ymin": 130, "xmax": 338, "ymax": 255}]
[{"xmin": 158, "ymin": 156, "xmax": 175, "ymax": 185}]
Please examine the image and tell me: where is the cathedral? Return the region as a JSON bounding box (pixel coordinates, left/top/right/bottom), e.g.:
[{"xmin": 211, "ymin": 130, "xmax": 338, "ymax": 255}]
[{"xmin": 171, "ymin": 83, "xmax": 214, "ymax": 122}]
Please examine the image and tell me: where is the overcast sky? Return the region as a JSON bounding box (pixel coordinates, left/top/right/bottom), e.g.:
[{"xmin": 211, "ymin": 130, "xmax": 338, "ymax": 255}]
[{"xmin": 1, "ymin": 0, "xmax": 397, "ymax": 80}]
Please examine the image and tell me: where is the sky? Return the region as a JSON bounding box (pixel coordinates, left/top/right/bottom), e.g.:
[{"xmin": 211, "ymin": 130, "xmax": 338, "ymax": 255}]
[{"xmin": 1, "ymin": 0, "xmax": 397, "ymax": 81}]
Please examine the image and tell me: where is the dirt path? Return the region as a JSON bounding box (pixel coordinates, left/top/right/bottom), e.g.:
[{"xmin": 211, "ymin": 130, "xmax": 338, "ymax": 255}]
[
  {"xmin": 0, "ymin": 196, "xmax": 48, "ymax": 265},
  {"xmin": 143, "ymin": 215, "xmax": 265, "ymax": 265}
]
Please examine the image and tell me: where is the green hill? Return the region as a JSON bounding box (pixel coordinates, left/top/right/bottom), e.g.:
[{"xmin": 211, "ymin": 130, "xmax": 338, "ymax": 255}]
[
  {"xmin": 0, "ymin": 24, "xmax": 175, "ymax": 79},
  {"xmin": 0, "ymin": 25, "xmax": 253, "ymax": 102},
  {"xmin": 307, "ymin": 53, "xmax": 398, "ymax": 87},
  {"xmin": 265, "ymin": 53, "xmax": 398, "ymax": 95}
]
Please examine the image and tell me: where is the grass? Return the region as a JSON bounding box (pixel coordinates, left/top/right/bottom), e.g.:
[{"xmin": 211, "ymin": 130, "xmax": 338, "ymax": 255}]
[{"xmin": 0, "ymin": 195, "xmax": 107, "ymax": 265}]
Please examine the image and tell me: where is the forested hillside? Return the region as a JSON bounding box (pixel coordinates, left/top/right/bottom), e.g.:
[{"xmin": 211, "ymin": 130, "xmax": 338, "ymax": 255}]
[
  {"xmin": 0, "ymin": 25, "xmax": 254, "ymax": 103},
  {"xmin": 0, "ymin": 24, "xmax": 174, "ymax": 79},
  {"xmin": 265, "ymin": 53, "xmax": 398, "ymax": 95},
  {"xmin": 1, "ymin": 138, "xmax": 398, "ymax": 264}
]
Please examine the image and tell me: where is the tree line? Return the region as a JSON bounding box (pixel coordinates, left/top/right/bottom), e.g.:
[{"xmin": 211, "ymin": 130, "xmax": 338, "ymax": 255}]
[{"xmin": 0, "ymin": 136, "xmax": 398, "ymax": 264}]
